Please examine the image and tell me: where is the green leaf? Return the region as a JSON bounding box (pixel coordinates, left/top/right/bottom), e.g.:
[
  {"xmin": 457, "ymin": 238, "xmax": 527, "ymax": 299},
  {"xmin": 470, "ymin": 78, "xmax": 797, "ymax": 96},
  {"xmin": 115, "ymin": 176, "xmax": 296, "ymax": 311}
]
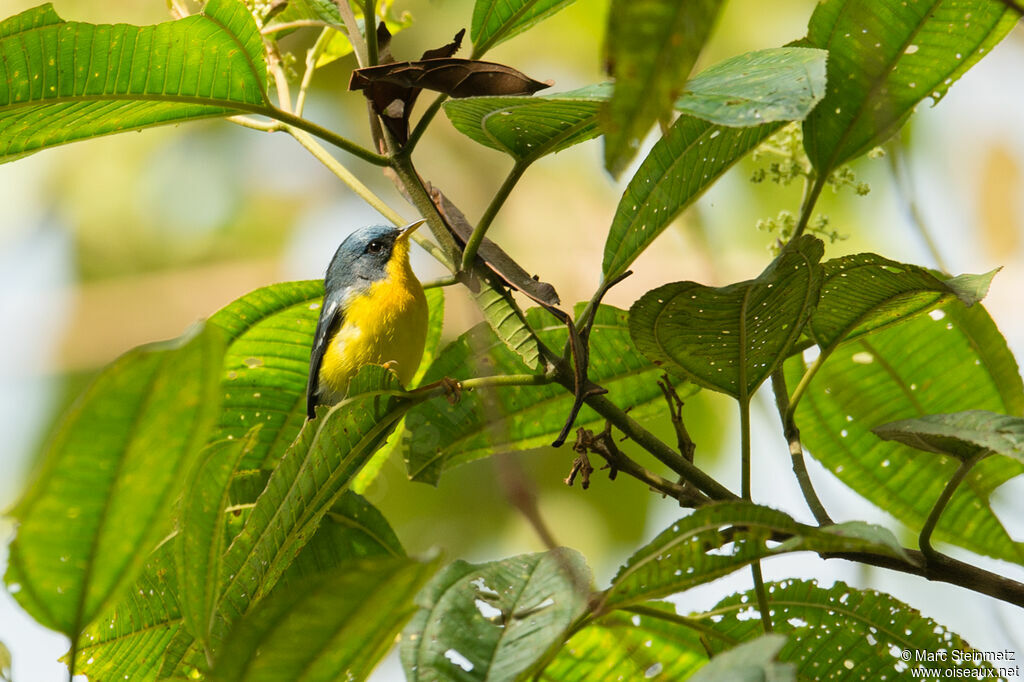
[
  {"xmin": 802, "ymin": 0, "xmax": 1017, "ymax": 173},
  {"xmin": 602, "ymin": 501, "xmax": 909, "ymax": 611},
  {"xmin": 352, "ymin": 287, "xmax": 445, "ymax": 494},
  {"xmin": 472, "ymin": 271, "xmax": 545, "ymax": 371},
  {"xmin": 786, "ymin": 301, "xmax": 1024, "ymax": 564},
  {"xmin": 444, "ymin": 84, "xmax": 609, "ymax": 162},
  {"xmin": 0, "ymin": 0, "xmax": 268, "ymax": 163},
  {"xmin": 471, "ymin": 0, "xmax": 577, "ymax": 56},
  {"xmin": 404, "ymin": 304, "xmax": 693, "ymax": 484},
  {"xmin": 539, "ymin": 603, "xmax": 709, "ymax": 681},
  {"xmin": 629, "ymin": 235, "xmax": 824, "ymax": 401},
  {"xmin": 280, "ymin": 490, "xmax": 406, "ymax": 585},
  {"xmin": 811, "ymin": 254, "xmax": 995, "ymax": 352},
  {"xmin": 71, "ymin": 537, "xmax": 184, "ymax": 682},
  {"xmin": 4, "ymin": 325, "xmax": 224, "ymax": 637},
  {"xmin": 602, "ymin": 0, "xmax": 724, "ymax": 176},
  {"xmin": 178, "ymin": 431, "xmax": 257, "ymax": 648},
  {"xmin": 690, "ymin": 635, "xmax": 794, "ymax": 682},
  {"xmin": 401, "ymin": 548, "xmax": 591, "ymax": 682},
  {"xmin": 212, "ymin": 366, "xmax": 413, "ymax": 644},
  {"xmin": 209, "ymin": 279, "xmax": 322, "ymax": 469},
  {"xmin": 602, "ymin": 116, "xmax": 778, "ymax": 282},
  {"xmin": 675, "ymin": 47, "xmax": 827, "ymax": 127},
  {"xmin": 702, "ymin": 579, "xmax": 995, "ymax": 679},
  {"xmin": 873, "ymin": 410, "xmax": 1024, "ymax": 463},
  {"xmin": 213, "ymin": 556, "xmax": 438, "ymax": 682}
]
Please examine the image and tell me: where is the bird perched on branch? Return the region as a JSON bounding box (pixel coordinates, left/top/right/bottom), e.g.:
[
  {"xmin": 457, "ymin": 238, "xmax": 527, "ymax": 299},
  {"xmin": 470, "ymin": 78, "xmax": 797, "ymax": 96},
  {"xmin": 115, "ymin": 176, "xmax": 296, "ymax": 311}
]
[{"xmin": 306, "ymin": 220, "xmax": 429, "ymax": 418}]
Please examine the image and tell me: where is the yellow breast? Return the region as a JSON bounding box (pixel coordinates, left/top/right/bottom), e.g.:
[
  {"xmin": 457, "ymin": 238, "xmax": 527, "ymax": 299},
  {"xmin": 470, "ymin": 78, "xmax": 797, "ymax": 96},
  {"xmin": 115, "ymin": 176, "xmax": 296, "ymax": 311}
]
[{"xmin": 318, "ymin": 238, "xmax": 428, "ymax": 402}]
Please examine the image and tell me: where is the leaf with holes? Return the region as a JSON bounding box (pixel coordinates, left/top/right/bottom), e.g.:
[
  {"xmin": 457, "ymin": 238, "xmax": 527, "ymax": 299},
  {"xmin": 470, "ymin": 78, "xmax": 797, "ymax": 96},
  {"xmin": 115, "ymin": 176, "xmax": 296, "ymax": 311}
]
[
  {"xmin": 802, "ymin": 0, "xmax": 1017, "ymax": 173},
  {"xmin": 400, "ymin": 548, "xmax": 591, "ymax": 682},
  {"xmin": 602, "ymin": 0, "xmax": 724, "ymax": 176},
  {"xmin": 213, "ymin": 556, "xmax": 439, "ymax": 682},
  {"xmin": 4, "ymin": 325, "xmax": 223, "ymax": 641},
  {"xmin": 212, "ymin": 366, "xmax": 414, "ymax": 645},
  {"xmin": 786, "ymin": 302, "xmax": 1024, "ymax": 565},
  {"xmin": 602, "ymin": 501, "xmax": 909, "ymax": 611},
  {"xmin": 873, "ymin": 410, "xmax": 1024, "ymax": 463},
  {"xmin": 675, "ymin": 47, "xmax": 827, "ymax": 127},
  {"xmin": 444, "ymin": 84, "xmax": 609, "ymax": 162},
  {"xmin": 403, "ymin": 304, "xmax": 692, "ymax": 484},
  {"xmin": 539, "ymin": 602, "xmax": 708, "ymax": 680},
  {"xmin": 701, "ymin": 579, "xmax": 993, "ymax": 679},
  {"xmin": 629, "ymin": 235, "xmax": 823, "ymax": 401},
  {"xmin": 811, "ymin": 254, "xmax": 996, "ymax": 352},
  {"xmin": 690, "ymin": 635, "xmax": 794, "ymax": 682},
  {"xmin": 0, "ymin": 0, "xmax": 268, "ymax": 163},
  {"xmin": 69, "ymin": 542, "xmax": 183, "ymax": 682},
  {"xmin": 602, "ymin": 116, "xmax": 779, "ymax": 282},
  {"xmin": 471, "ymin": 0, "xmax": 578, "ymax": 57}
]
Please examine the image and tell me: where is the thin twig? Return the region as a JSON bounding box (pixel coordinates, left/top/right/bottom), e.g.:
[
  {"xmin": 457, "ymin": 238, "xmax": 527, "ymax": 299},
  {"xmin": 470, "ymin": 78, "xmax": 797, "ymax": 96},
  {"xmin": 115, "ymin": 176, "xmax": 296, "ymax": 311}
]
[
  {"xmin": 770, "ymin": 369, "xmax": 833, "ymax": 525},
  {"xmin": 261, "ymin": 19, "xmax": 338, "ymax": 35},
  {"xmin": 401, "ymin": 93, "xmax": 449, "ymax": 155},
  {"xmin": 461, "ymin": 161, "xmax": 528, "ymax": 272},
  {"xmin": 264, "ymin": 39, "xmax": 293, "ymax": 114},
  {"xmin": 336, "ymin": 0, "xmax": 368, "ymax": 67},
  {"xmin": 919, "ymin": 453, "xmax": 985, "ymax": 563},
  {"xmin": 791, "ymin": 172, "xmax": 827, "ymax": 240},
  {"xmin": 750, "ymin": 562, "xmax": 773, "ymax": 633},
  {"xmin": 295, "ymin": 28, "xmax": 334, "ymax": 118},
  {"xmin": 364, "ymin": 0, "xmax": 380, "ymax": 66}
]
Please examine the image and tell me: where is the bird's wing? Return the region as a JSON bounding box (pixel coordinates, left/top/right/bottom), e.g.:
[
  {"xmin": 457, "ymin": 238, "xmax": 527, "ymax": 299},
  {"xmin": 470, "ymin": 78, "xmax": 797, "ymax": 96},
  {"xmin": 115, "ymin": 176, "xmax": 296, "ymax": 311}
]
[{"xmin": 306, "ymin": 291, "xmax": 346, "ymax": 419}]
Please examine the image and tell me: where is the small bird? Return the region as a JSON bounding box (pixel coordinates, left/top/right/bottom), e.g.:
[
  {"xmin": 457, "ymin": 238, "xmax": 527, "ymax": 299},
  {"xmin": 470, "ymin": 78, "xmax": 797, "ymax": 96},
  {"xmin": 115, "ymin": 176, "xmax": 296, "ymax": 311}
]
[{"xmin": 306, "ymin": 220, "xmax": 429, "ymax": 419}]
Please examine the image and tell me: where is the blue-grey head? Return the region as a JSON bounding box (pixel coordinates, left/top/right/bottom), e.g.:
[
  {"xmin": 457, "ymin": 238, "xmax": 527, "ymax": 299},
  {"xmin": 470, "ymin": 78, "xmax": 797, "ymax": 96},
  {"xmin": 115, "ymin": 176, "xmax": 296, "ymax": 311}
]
[{"xmin": 324, "ymin": 220, "xmax": 424, "ymax": 291}]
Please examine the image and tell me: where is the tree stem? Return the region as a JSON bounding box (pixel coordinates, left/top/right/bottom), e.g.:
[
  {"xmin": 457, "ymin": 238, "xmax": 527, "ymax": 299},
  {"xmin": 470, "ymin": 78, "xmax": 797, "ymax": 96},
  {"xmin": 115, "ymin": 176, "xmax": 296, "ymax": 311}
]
[
  {"xmin": 919, "ymin": 453, "xmax": 985, "ymax": 562},
  {"xmin": 461, "ymin": 161, "xmax": 528, "ymax": 272},
  {"xmin": 792, "ymin": 172, "xmax": 827, "ymax": 240}
]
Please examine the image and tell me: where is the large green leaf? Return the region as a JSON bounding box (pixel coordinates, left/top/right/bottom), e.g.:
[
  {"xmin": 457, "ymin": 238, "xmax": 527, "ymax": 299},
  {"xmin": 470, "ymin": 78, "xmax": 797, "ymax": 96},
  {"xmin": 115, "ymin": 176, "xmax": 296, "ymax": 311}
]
[
  {"xmin": 675, "ymin": 47, "xmax": 827, "ymax": 127},
  {"xmin": 701, "ymin": 580, "xmax": 994, "ymax": 679},
  {"xmin": 873, "ymin": 410, "xmax": 1024, "ymax": 463},
  {"xmin": 539, "ymin": 603, "xmax": 708, "ymax": 681},
  {"xmin": 178, "ymin": 433, "xmax": 256, "ymax": 649},
  {"xmin": 786, "ymin": 302, "xmax": 1024, "ymax": 564},
  {"xmin": 471, "ymin": 0, "xmax": 577, "ymax": 56},
  {"xmin": 403, "ymin": 304, "xmax": 693, "ymax": 484},
  {"xmin": 401, "ymin": 548, "xmax": 591, "ymax": 682},
  {"xmin": 811, "ymin": 254, "xmax": 995, "ymax": 352},
  {"xmin": 602, "ymin": 501, "xmax": 909, "ymax": 611},
  {"xmin": 602, "ymin": 0, "xmax": 723, "ymax": 176},
  {"xmin": 0, "ymin": 0, "xmax": 268, "ymax": 163},
  {"xmin": 70, "ymin": 542, "xmax": 183, "ymax": 682},
  {"xmin": 690, "ymin": 635, "xmax": 794, "ymax": 682},
  {"xmin": 212, "ymin": 366, "xmax": 413, "ymax": 644},
  {"xmin": 213, "ymin": 556, "xmax": 438, "ymax": 682},
  {"xmin": 4, "ymin": 325, "xmax": 224, "ymax": 638},
  {"xmin": 601, "ymin": 116, "xmax": 778, "ymax": 282},
  {"xmin": 444, "ymin": 84, "xmax": 609, "ymax": 162},
  {"xmin": 629, "ymin": 235, "xmax": 823, "ymax": 401},
  {"xmin": 802, "ymin": 0, "xmax": 1016, "ymax": 173}
]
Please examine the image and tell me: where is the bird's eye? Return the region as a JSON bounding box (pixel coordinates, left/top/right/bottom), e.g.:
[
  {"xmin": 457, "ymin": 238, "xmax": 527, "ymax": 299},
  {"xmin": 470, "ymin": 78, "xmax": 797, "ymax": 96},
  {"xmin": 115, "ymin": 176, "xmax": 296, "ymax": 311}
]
[{"xmin": 367, "ymin": 240, "xmax": 384, "ymax": 254}]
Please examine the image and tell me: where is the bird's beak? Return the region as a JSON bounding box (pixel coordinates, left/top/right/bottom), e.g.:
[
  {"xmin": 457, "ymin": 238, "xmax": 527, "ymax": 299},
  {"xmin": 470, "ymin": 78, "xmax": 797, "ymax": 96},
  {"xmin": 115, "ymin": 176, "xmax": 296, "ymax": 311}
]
[{"xmin": 396, "ymin": 219, "xmax": 426, "ymax": 242}]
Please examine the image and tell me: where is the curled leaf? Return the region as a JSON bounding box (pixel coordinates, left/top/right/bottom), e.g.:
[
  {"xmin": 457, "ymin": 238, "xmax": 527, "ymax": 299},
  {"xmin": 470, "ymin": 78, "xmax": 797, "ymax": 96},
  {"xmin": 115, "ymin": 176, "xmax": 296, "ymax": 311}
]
[{"xmin": 351, "ymin": 57, "xmax": 550, "ymax": 98}]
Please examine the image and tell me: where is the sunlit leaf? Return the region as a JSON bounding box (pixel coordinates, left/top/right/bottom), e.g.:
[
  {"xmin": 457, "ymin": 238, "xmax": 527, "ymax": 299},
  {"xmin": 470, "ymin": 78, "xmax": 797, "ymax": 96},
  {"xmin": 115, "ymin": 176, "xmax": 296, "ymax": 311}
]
[
  {"xmin": 471, "ymin": 0, "xmax": 577, "ymax": 56},
  {"xmin": 212, "ymin": 366, "xmax": 413, "ymax": 644},
  {"xmin": 873, "ymin": 410, "xmax": 1024, "ymax": 463},
  {"xmin": 630, "ymin": 235, "xmax": 823, "ymax": 401},
  {"xmin": 70, "ymin": 542, "xmax": 182, "ymax": 682},
  {"xmin": 803, "ymin": 0, "xmax": 1016, "ymax": 173},
  {"xmin": 401, "ymin": 548, "xmax": 591, "ymax": 682},
  {"xmin": 602, "ymin": 0, "xmax": 724, "ymax": 176},
  {"xmin": 213, "ymin": 557, "xmax": 438, "ymax": 682},
  {"xmin": 404, "ymin": 304, "xmax": 692, "ymax": 484},
  {"xmin": 675, "ymin": 47, "xmax": 827, "ymax": 127},
  {"xmin": 444, "ymin": 84, "xmax": 609, "ymax": 162},
  {"xmin": 602, "ymin": 116, "xmax": 777, "ymax": 282},
  {"xmin": 811, "ymin": 254, "xmax": 995, "ymax": 351},
  {"xmin": 0, "ymin": 0, "xmax": 268, "ymax": 163},
  {"xmin": 602, "ymin": 501, "xmax": 909, "ymax": 611},
  {"xmin": 690, "ymin": 635, "xmax": 794, "ymax": 682},
  {"xmin": 472, "ymin": 271, "xmax": 546, "ymax": 371},
  {"xmin": 701, "ymin": 579, "xmax": 994, "ymax": 679},
  {"xmin": 178, "ymin": 432, "xmax": 257, "ymax": 648},
  {"xmin": 5, "ymin": 325, "xmax": 223, "ymax": 638},
  {"xmin": 787, "ymin": 302, "xmax": 1024, "ymax": 564},
  {"xmin": 539, "ymin": 603, "xmax": 708, "ymax": 681}
]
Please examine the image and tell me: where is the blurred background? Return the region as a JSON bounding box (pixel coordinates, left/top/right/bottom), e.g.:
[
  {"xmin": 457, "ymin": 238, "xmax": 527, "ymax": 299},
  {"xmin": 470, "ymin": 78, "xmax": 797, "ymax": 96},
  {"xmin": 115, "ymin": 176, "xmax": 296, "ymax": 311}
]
[{"xmin": 1, "ymin": 0, "xmax": 1023, "ymax": 679}]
